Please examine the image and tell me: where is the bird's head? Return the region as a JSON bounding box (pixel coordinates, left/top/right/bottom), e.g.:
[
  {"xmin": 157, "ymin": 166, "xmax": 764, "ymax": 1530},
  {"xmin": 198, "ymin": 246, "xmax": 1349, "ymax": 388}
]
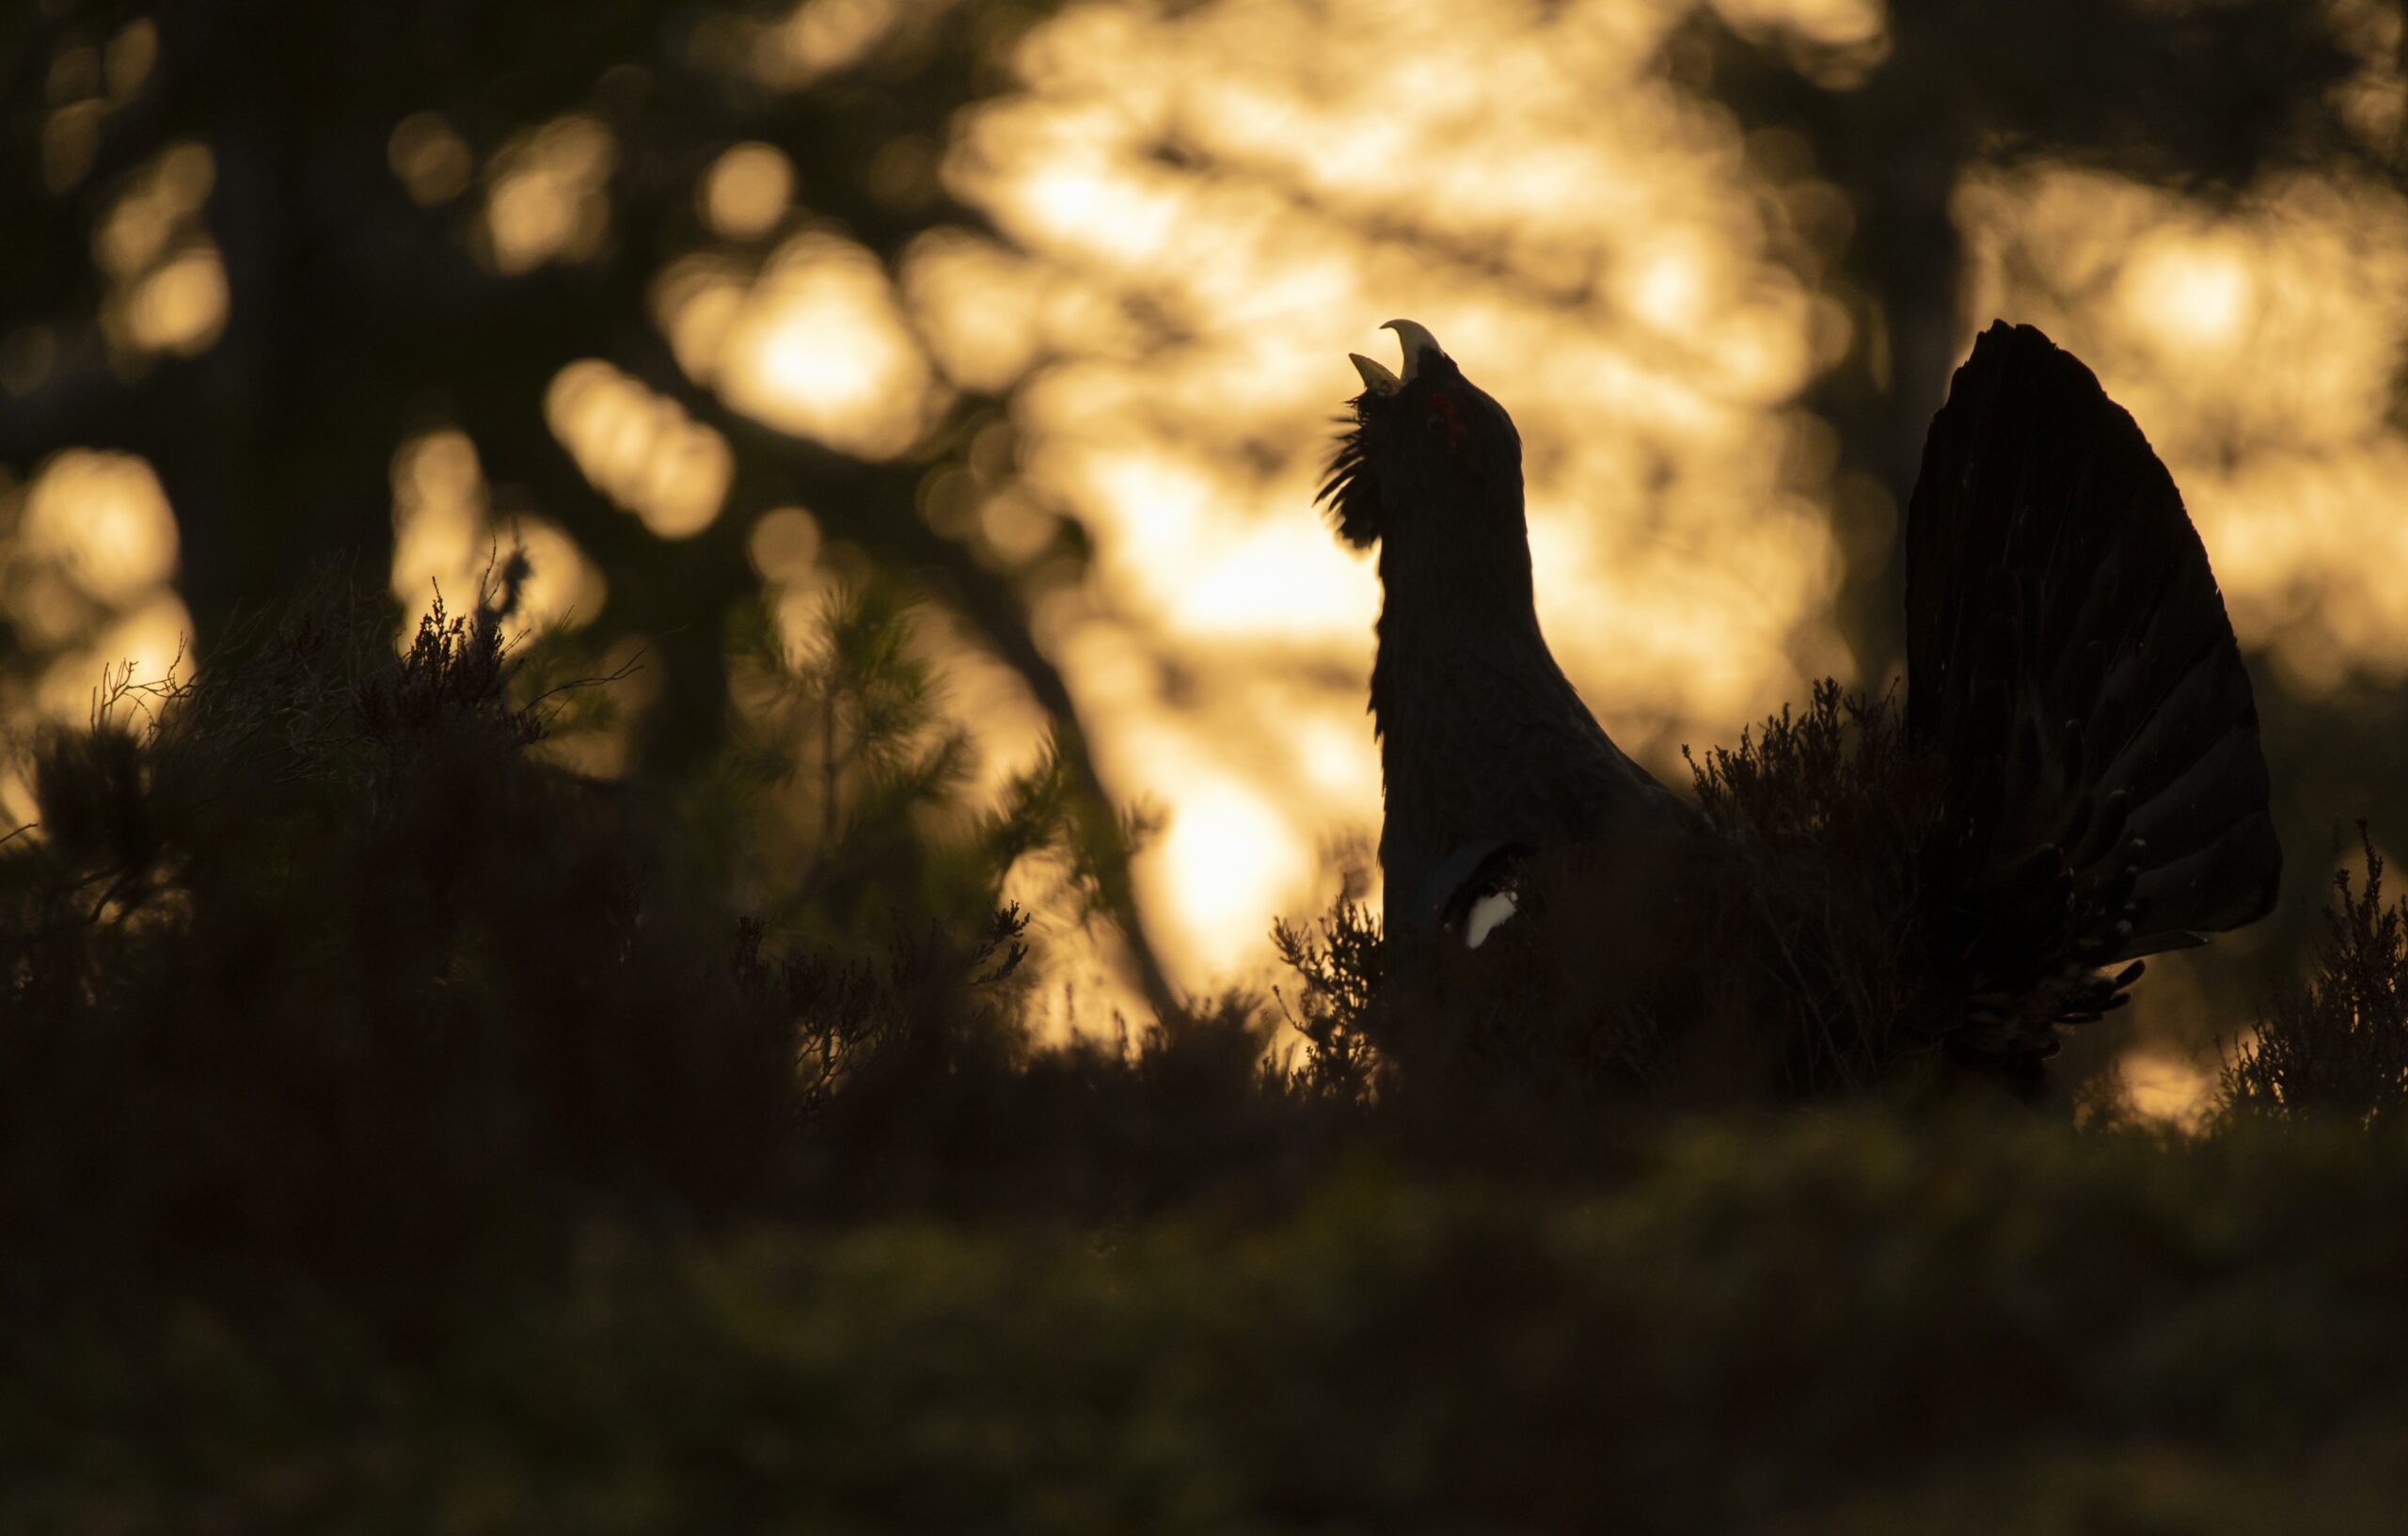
[{"xmin": 1317, "ymin": 320, "xmax": 1524, "ymax": 553}]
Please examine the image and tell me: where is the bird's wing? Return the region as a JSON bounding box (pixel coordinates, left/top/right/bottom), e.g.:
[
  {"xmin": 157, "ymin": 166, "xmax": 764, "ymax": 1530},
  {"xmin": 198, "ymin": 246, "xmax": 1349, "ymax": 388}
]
[{"xmin": 1905, "ymin": 322, "xmax": 2280, "ymax": 1050}]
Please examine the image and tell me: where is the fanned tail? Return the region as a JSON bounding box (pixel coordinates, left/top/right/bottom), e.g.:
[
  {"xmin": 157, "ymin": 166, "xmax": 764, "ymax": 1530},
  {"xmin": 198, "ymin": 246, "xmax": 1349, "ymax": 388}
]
[{"xmin": 1905, "ymin": 322, "xmax": 2280, "ymax": 1068}]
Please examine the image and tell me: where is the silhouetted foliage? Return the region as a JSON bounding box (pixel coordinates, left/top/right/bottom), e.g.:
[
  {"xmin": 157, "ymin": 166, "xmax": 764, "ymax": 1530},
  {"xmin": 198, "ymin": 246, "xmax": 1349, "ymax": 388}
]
[
  {"xmin": 1683, "ymin": 679, "xmax": 1945, "ymax": 1090},
  {"xmin": 2, "ymin": 581, "xmax": 795, "ymax": 1296},
  {"xmin": 0, "ymin": 587, "xmax": 2096, "ymax": 1331},
  {"xmin": 2221, "ymin": 826, "xmax": 2408, "ymax": 1126},
  {"xmin": 1272, "ymin": 897, "xmax": 1385, "ymax": 1106},
  {"xmin": 3, "ymin": 584, "xmax": 2408, "ymax": 1526},
  {"xmin": 0, "ymin": 579, "xmax": 1344, "ymax": 1306},
  {"xmin": 4, "ymin": 580, "xmax": 2389, "ymax": 1308}
]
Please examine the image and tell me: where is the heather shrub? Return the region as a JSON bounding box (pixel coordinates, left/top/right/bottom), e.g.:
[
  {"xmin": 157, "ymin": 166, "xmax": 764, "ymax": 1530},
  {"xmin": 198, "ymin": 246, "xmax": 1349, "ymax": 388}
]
[
  {"xmin": 1, "ymin": 583, "xmax": 793, "ymax": 1294},
  {"xmin": 1274, "ymin": 685, "xmax": 1978, "ymax": 1113},
  {"xmin": 8, "ymin": 589, "xmax": 2408, "ymax": 1530},
  {"xmin": 0, "ymin": 578, "xmax": 1354, "ymax": 1304},
  {"xmin": 2220, "ymin": 825, "xmax": 2408, "ymax": 1126}
]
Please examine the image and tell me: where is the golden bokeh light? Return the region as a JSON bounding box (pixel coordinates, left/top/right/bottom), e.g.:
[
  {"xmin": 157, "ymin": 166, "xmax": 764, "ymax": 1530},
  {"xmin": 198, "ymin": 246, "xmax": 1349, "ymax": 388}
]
[
  {"xmin": 4, "ymin": 446, "xmax": 192, "ymax": 727},
  {"xmin": 750, "ymin": 0, "xmax": 901, "ymax": 88},
  {"xmin": 1152, "ymin": 765, "xmax": 1314, "ymax": 971},
  {"xmin": 88, "ymin": 144, "xmax": 228, "ymax": 361},
  {"xmin": 907, "ymin": 599, "xmax": 1059, "ymax": 804},
  {"xmin": 702, "ymin": 142, "xmax": 796, "ymax": 240},
  {"xmin": 546, "ymin": 359, "xmax": 735, "ymax": 539},
  {"xmin": 389, "ymin": 111, "xmax": 475, "ymax": 206},
  {"xmin": 389, "ymin": 430, "xmax": 608, "ymax": 636},
  {"xmin": 484, "ymin": 115, "xmax": 617, "ymax": 275},
  {"xmin": 20, "ymin": 450, "xmax": 181, "ymax": 606},
  {"xmin": 3, "ymin": 446, "xmax": 192, "ymax": 737},
  {"xmin": 36, "ymin": 591, "xmax": 195, "ymax": 723},
  {"xmin": 2120, "ymin": 236, "xmax": 2256, "ymax": 359},
  {"xmin": 898, "ymin": 230, "xmax": 1061, "ymax": 393},
  {"xmin": 653, "ymin": 254, "xmax": 752, "ymax": 380},
  {"xmin": 747, "ymin": 505, "xmax": 824, "ymax": 586},
  {"xmin": 2119, "ymin": 1047, "xmax": 2216, "ymax": 1132},
  {"xmin": 94, "ymin": 143, "xmax": 213, "ymax": 280},
  {"xmin": 44, "ymin": 109, "xmax": 103, "ymax": 193},
  {"xmin": 121, "ymin": 245, "xmax": 230, "ymax": 356},
  {"xmin": 709, "ymin": 232, "xmax": 943, "ymax": 457},
  {"xmin": 1710, "ymin": 0, "xmax": 1887, "ymax": 62},
  {"xmin": 1958, "ymin": 165, "xmax": 2408, "ymax": 699},
  {"xmin": 104, "ymin": 20, "xmax": 158, "ymax": 104}
]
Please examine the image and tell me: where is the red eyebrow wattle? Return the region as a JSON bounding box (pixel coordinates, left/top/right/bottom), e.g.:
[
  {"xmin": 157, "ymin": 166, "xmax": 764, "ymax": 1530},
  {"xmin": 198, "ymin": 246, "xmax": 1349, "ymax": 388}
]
[{"xmin": 1428, "ymin": 391, "xmax": 1467, "ymax": 448}]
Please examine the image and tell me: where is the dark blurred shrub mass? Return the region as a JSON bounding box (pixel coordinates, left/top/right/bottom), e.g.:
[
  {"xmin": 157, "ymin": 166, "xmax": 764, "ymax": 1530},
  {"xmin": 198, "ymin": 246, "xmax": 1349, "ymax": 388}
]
[
  {"xmin": 10, "ymin": 1121, "xmax": 2408, "ymax": 1530},
  {"xmin": 0, "ymin": 578, "xmax": 1333, "ymax": 1300},
  {"xmin": 4, "ymin": 584, "xmax": 2408, "ymax": 1529}
]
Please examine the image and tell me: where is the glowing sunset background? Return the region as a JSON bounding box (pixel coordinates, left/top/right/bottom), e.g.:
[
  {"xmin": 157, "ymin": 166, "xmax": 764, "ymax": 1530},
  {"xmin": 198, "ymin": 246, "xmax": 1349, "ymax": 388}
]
[{"xmin": 8, "ymin": 0, "xmax": 2408, "ymax": 1109}]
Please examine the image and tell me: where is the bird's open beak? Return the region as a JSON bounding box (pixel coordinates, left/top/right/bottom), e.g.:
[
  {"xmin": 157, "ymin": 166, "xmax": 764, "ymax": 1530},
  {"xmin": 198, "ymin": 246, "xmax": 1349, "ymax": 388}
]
[
  {"xmin": 1383, "ymin": 318, "xmax": 1444, "ymax": 382},
  {"xmin": 1349, "ymin": 319, "xmax": 1445, "ymax": 394},
  {"xmin": 1349, "ymin": 352, "xmax": 1402, "ymax": 394}
]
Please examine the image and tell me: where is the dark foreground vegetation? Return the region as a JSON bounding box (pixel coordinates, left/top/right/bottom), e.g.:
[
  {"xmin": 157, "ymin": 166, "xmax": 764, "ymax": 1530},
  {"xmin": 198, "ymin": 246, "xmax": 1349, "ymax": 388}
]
[
  {"xmin": 15, "ymin": 1122, "xmax": 2408, "ymax": 1533},
  {"xmin": 6, "ymin": 585, "xmax": 2407, "ymax": 1532}
]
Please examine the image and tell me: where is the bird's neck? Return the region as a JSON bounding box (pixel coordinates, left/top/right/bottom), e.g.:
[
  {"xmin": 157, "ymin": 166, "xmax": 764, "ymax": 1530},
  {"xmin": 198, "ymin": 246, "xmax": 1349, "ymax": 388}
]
[
  {"xmin": 1364, "ymin": 501, "xmax": 1686, "ymax": 927},
  {"xmin": 1369, "ymin": 520, "xmax": 1560, "ymax": 740},
  {"xmin": 1373, "ymin": 515, "xmax": 1545, "ymax": 653}
]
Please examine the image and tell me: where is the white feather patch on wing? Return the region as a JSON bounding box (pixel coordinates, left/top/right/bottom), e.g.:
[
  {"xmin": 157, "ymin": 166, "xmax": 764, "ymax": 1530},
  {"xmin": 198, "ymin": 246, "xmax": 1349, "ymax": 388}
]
[{"xmin": 1463, "ymin": 888, "xmax": 1518, "ymax": 949}]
